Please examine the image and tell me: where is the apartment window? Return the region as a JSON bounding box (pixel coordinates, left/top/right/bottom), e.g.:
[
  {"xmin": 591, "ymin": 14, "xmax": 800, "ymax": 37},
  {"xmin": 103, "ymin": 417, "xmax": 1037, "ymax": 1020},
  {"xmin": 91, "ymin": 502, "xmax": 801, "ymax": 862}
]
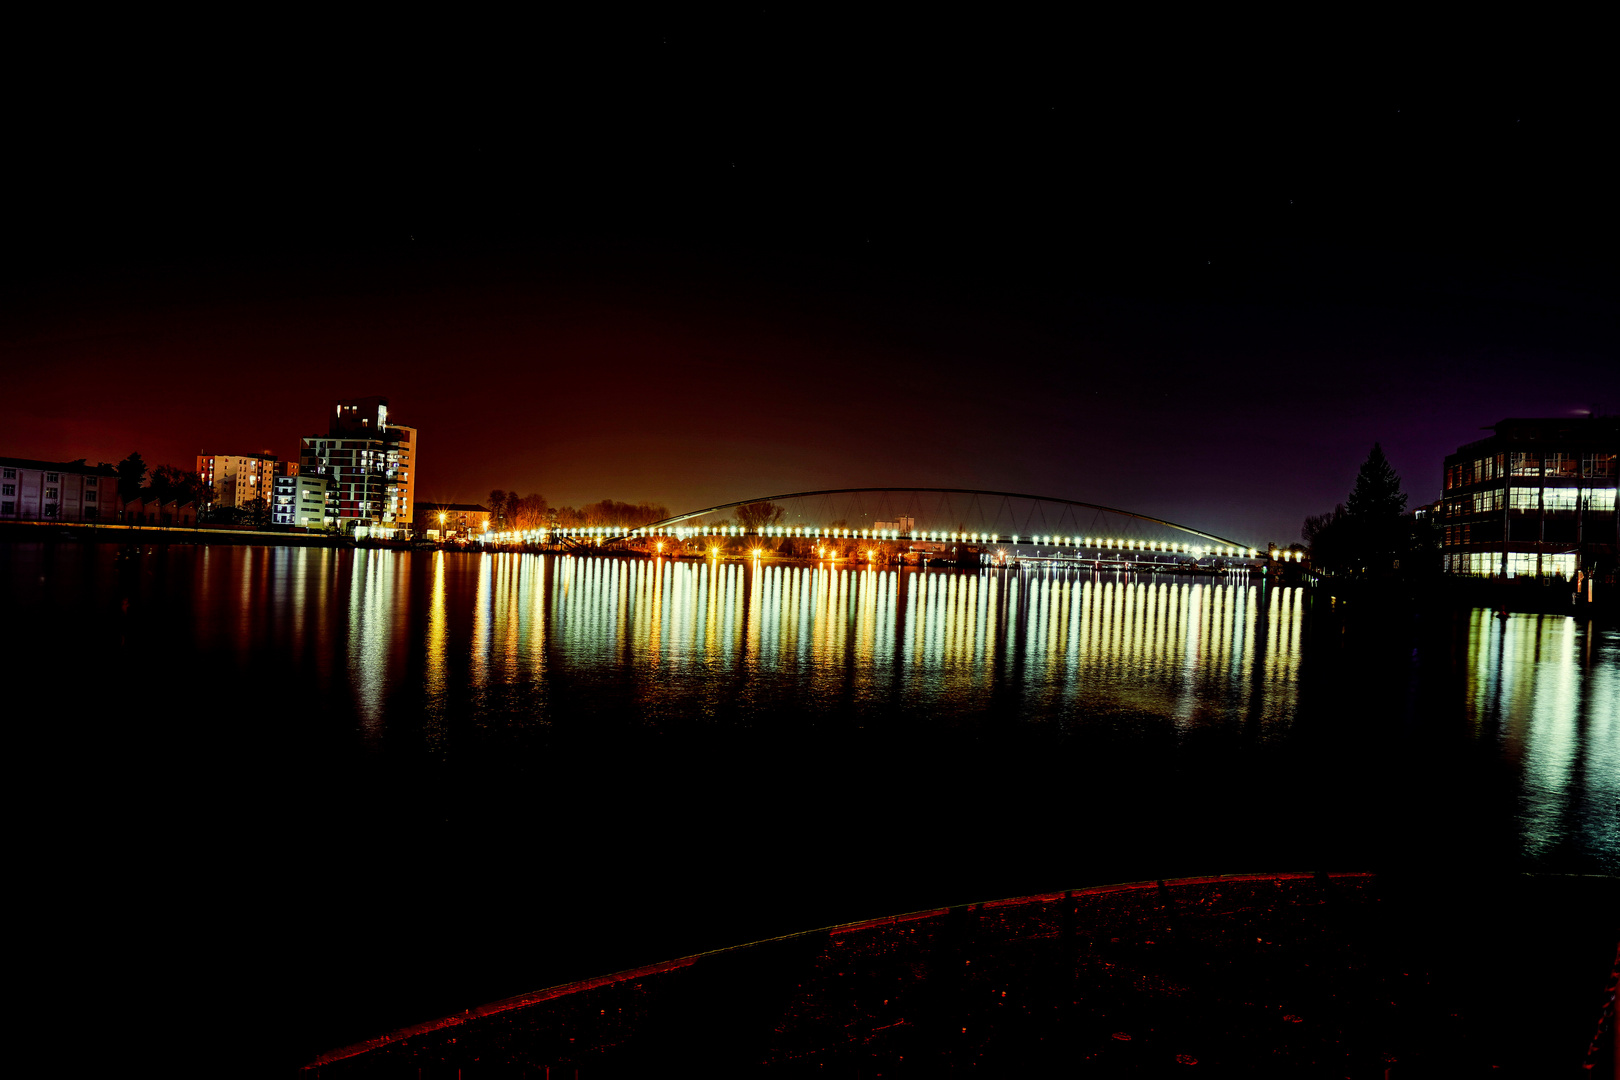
[
  {"xmin": 1, "ymin": 468, "xmax": 14, "ymax": 479},
  {"xmin": 84, "ymin": 490, "xmax": 97, "ymax": 502},
  {"xmin": 46, "ymin": 472, "xmax": 60, "ymax": 482},
  {"xmin": 84, "ymin": 506, "xmax": 98, "ymax": 519},
  {"xmin": 44, "ymin": 487, "xmax": 58, "ymax": 500},
  {"xmin": 1, "ymin": 484, "xmax": 12, "ymax": 497},
  {"xmin": 1510, "ymin": 452, "xmax": 1539, "ymax": 476},
  {"xmin": 1584, "ymin": 453, "xmax": 1617, "ymax": 478},
  {"xmin": 85, "ymin": 476, "xmax": 98, "ymax": 487},
  {"xmin": 1545, "ymin": 453, "xmax": 1578, "ymax": 478},
  {"xmin": 44, "ymin": 503, "xmax": 58, "ymax": 517},
  {"xmin": 1, "ymin": 501, "xmax": 12, "ymax": 515}
]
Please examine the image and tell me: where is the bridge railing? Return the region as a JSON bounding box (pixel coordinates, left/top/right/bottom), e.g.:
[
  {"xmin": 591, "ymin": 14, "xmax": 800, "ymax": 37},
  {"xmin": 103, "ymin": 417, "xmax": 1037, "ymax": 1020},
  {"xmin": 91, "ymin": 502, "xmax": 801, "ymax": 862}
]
[{"xmin": 474, "ymin": 524, "xmax": 1308, "ymax": 567}]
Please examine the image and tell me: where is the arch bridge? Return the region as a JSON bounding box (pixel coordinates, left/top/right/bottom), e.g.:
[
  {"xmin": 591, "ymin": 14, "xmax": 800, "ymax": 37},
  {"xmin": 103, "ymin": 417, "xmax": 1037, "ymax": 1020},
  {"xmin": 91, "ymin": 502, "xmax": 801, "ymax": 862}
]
[{"xmin": 483, "ymin": 488, "xmax": 1300, "ymax": 567}]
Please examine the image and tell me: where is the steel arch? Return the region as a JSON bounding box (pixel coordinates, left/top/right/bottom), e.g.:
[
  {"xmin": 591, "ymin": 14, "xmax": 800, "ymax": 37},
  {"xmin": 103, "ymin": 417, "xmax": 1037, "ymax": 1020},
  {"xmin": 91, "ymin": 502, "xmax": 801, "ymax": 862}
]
[{"xmin": 613, "ymin": 487, "xmax": 1250, "ymax": 549}]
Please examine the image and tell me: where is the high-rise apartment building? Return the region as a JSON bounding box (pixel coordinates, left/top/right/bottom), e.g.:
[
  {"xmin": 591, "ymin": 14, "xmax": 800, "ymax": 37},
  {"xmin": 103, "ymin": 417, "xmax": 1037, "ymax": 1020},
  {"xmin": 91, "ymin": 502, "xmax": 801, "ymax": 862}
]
[
  {"xmin": 298, "ymin": 396, "xmax": 418, "ymax": 537},
  {"xmin": 1440, "ymin": 417, "xmax": 1618, "ymax": 579},
  {"xmin": 197, "ymin": 452, "xmax": 293, "ymax": 515}
]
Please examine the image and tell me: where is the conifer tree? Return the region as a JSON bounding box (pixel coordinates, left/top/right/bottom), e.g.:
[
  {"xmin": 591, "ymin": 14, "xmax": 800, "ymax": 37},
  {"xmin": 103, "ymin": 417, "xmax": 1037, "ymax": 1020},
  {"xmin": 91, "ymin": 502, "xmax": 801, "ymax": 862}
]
[
  {"xmin": 1344, "ymin": 443, "xmax": 1407, "ymax": 573},
  {"xmin": 1345, "ymin": 442, "xmax": 1407, "ymax": 521}
]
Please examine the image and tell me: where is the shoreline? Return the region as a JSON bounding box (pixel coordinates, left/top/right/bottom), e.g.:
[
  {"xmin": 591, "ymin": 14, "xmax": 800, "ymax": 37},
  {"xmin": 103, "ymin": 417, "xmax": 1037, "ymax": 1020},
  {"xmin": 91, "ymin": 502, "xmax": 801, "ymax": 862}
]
[{"xmin": 3, "ymin": 523, "xmax": 1609, "ymax": 617}]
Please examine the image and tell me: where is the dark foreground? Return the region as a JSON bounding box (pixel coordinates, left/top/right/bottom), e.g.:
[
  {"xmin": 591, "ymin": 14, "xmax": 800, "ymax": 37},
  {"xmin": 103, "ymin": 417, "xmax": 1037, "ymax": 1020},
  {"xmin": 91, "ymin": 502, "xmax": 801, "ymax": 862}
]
[{"xmin": 304, "ymin": 872, "xmax": 1617, "ymax": 1079}]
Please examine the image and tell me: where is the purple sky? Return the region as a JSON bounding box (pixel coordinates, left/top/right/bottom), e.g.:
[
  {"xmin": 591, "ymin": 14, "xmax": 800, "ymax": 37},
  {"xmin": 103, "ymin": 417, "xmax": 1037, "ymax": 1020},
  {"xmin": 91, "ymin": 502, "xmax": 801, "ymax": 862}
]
[{"xmin": 4, "ymin": 16, "xmax": 1612, "ymax": 547}]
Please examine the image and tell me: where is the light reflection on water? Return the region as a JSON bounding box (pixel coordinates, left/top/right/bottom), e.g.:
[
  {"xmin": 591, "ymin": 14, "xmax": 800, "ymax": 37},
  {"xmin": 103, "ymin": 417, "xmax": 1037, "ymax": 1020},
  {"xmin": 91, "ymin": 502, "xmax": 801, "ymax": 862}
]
[
  {"xmin": 21, "ymin": 541, "xmax": 1606, "ymax": 873},
  {"xmin": 1463, "ymin": 609, "xmax": 1620, "ymax": 867},
  {"xmin": 447, "ymin": 554, "xmax": 1310, "ymax": 735}
]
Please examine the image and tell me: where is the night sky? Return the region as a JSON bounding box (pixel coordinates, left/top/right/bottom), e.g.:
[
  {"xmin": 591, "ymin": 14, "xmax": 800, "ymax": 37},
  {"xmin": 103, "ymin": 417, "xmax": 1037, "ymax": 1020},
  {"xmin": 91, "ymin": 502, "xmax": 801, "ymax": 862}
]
[{"xmin": 5, "ymin": 14, "xmax": 1612, "ymax": 546}]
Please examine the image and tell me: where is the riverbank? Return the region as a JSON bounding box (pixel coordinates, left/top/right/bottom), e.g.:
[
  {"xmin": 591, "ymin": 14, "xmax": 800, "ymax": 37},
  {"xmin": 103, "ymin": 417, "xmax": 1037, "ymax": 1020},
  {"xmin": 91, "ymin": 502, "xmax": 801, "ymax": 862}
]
[
  {"xmin": 301, "ymin": 871, "xmax": 1618, "ymax": 1077},
  {"xmin": 0, "ymin": 519, "xmax": 351, "ymax": 547},
  {"xmin": 1308, "ymin": 572, "xmax": 1616, "ymax": 618}
]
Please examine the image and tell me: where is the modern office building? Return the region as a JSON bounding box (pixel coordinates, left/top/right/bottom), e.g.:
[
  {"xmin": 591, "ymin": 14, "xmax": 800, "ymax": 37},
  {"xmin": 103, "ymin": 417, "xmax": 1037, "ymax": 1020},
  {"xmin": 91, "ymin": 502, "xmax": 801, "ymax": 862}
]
[
  {"xmin": 0, "ymin": 456, "xmax": 117, "ymax": 522},
  {"xmin": 299, "ymin": 396, "xmax": 418, "ymax": 537},
  {"xmin": 1440, "ymin": 417, "xmax": 1618, "ymax": 579},
  {"xmin": 272, "ymin": 473, "xmax": 330, "ymax": 529},
  {"xmin": 197, "ymin": 452, "xmax": 291, "ymax": 515}
]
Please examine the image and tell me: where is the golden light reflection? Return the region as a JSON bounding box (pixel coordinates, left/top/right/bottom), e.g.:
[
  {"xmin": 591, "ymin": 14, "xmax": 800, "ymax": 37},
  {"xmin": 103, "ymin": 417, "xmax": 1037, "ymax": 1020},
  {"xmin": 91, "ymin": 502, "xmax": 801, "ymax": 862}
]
[{"xmin": 1464, "ymin": 612, "xmax": 1620, "ymax": 862}]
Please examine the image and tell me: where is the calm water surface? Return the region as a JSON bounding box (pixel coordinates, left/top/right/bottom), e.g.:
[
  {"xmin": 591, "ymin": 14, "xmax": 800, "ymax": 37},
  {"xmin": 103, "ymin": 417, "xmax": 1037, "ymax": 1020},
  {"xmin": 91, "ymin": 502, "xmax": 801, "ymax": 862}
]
[{"xmin": 8, "ymin": 544, "xmax": 1615, "ymax": 1066}]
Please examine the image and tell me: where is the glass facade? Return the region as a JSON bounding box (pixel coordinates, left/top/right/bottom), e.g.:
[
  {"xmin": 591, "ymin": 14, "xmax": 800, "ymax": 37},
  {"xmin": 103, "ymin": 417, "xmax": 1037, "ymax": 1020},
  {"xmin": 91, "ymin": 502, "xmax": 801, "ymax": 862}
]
[{"xmin": 1441, "ymin": 419, "xmax": 1618, "ymax": 580}]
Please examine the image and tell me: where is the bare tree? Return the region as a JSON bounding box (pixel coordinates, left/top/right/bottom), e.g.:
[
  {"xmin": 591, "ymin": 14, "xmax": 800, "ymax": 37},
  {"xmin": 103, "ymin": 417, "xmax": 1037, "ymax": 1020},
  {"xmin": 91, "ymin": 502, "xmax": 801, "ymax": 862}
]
[
  {"xmin": 736, "ymin": 501, "xmax": 785, "ymax": 531},
  {"xmin": 512, "ymin": 493, "xmax": 551, "ymax": 532}
]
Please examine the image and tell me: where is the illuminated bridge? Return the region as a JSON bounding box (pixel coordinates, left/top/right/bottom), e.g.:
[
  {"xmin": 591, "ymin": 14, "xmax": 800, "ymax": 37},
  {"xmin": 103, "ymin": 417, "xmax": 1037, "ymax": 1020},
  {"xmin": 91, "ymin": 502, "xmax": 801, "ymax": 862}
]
[{"xmin": 479, "ymin": 488, "xmax": 1305, "ymax": 568}]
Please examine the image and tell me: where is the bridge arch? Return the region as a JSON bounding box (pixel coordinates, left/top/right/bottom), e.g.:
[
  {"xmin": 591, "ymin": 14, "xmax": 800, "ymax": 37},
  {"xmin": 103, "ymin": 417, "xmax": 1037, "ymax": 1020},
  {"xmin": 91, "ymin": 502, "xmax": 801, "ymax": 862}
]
[{"xmin": 598, "ymin": 487, "xmax": 1255, "ymax": 553}]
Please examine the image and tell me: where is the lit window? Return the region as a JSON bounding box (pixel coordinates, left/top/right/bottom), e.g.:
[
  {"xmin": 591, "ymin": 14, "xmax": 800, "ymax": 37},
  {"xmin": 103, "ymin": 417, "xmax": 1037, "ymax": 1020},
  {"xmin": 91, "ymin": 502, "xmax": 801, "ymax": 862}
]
[{"xmin": 1542, "ymin": 488, "xmax": 1579, "ymax": 511}]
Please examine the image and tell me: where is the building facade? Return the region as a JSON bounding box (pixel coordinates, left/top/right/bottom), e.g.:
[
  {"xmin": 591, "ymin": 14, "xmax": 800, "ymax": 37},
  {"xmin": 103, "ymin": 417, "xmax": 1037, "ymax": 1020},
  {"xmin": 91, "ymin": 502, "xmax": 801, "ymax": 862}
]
[
  {"xmin": 1440, "ymin": 417, "xmax": 1618, "ymax": 579},
  {"xmin": 299, "ymin": 396, "xmax": 418, "ymax": 537},
  {"xmin": 124, "ymin": 495, "xmax": 199, "ymax": 527},
  {"xmin": 0, "ymin": 457, "xmax": 117, "ymax": 522},
  {"xmin": 414, "ymin": 503, "xmax": 491, "ymax": 540},
  {"xmin": 272, "ymin": 474, "xmax": 331, "ymax": 529},
  {"xmin": 197, "ymin": 452, "xmax": 292, "ymax": 516}
]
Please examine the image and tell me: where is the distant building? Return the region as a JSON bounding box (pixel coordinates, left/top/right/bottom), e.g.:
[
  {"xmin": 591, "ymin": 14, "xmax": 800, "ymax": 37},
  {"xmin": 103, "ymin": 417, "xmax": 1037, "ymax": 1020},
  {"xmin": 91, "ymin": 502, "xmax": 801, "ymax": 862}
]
[
  {"xmin": 299, "ymin": 397, "xmax": 418, "ymax": 537},
  {"xmin": 1440, "ymin": 417, "xmax": 1618, "ymax": 579},
  {"xmin": 415, "ymin": 502, "xmax": 490, "ymax": 540},
  {"xmin": 197, "ymin": 452, "xmax": 287, "ymax": 515},
  {"xmin": 123, "ymin": 494, "xmax": 198, "ymax": 527},
  {"xmin": 0, "ymin": 456, "xmax": 117, "ymax": 522},
  {"xmin": 873, "ymin": 517, "xmax": 917, "ymax": 535},
  {"xmin": 272, "ymin": 473, "xmax": 330, "ymax": 529}
]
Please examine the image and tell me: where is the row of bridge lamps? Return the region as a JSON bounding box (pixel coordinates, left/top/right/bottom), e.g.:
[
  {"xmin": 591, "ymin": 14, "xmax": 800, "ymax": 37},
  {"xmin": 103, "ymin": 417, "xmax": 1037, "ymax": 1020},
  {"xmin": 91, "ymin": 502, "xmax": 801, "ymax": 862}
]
[{"xmin": 473, "ymin": 524, "xmax": 1305, "ymax": 562}]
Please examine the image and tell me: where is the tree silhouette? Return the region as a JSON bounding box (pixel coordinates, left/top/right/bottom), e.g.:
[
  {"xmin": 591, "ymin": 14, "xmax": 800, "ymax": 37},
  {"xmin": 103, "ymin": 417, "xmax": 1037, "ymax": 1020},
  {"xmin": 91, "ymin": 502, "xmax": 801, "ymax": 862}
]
[
  {"xmin": 1346, "ymin": 443, "xmax": 1407, "ymax": 520},
  {"xmin": 116, "ymin": 452, "xmax": 146, "ymax": 506},
  {"xmin": 735, "ymin": 501, "xmax": 785, "ymax": 531},
  {"xmin": 1304, "ymin": 443, "xmax": 1412, "ymax": 575}
]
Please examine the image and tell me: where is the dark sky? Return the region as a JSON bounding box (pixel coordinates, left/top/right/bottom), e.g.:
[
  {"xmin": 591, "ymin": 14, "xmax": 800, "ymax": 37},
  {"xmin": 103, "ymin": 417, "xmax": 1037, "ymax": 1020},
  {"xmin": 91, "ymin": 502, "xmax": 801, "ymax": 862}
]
[{"xmin": 5, "ymin": 13, "xmax": 1612, "ymax": 546}]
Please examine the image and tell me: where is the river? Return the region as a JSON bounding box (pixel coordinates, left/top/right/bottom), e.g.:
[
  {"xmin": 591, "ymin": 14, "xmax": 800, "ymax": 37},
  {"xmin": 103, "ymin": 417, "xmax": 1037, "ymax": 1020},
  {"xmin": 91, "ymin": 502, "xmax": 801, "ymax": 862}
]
[{"xmin": 4, "ymin": 543, "xmax": 1614, "ymax": 1072}]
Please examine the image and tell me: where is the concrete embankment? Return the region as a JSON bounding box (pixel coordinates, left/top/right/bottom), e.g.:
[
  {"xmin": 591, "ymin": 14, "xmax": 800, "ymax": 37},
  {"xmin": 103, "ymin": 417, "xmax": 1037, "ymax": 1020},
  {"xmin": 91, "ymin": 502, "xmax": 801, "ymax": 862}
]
[{"xmin": 0, "ymin": 520, "xmax": 350, "ymax": 547}]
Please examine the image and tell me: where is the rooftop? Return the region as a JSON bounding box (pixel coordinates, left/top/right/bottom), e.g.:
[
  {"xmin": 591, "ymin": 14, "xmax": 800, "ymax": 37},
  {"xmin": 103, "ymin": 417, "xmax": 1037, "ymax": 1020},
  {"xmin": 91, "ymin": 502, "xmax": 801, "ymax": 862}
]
[{"xmin": 0, "ymin": 455, "xmax": 118, "ymax": 477}]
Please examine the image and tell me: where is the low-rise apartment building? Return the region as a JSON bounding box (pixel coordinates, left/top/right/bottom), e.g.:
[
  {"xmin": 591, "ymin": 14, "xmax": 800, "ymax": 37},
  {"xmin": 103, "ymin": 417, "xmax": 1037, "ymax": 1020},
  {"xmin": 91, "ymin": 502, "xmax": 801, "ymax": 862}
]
[
  {"xmin": 0, "ymin": 456, "xmax": 117, "ymax": 522},
  {"xmin": 415, "ymin": 503, "xmax": 490, "ymax": 540}
]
